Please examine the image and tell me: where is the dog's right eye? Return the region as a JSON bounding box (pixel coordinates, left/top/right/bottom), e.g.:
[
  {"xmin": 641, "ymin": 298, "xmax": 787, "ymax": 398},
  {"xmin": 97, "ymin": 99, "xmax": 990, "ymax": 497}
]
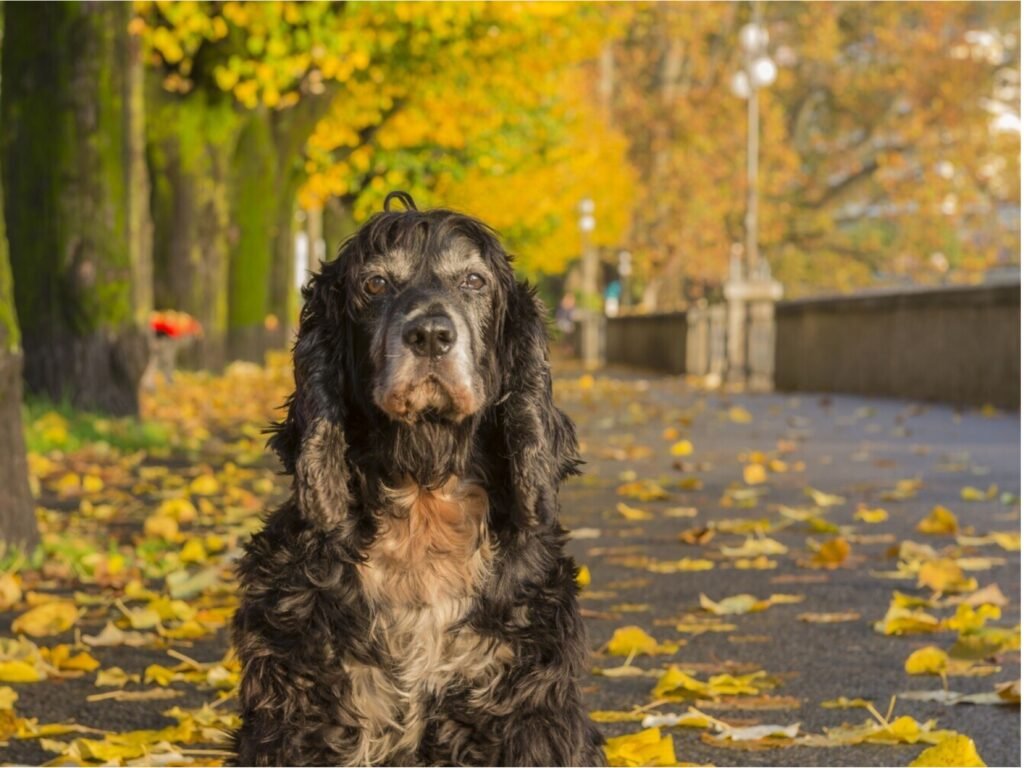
[{"xmin": 365, "ymin": 276, "xmax": 389, "ymax": 295}]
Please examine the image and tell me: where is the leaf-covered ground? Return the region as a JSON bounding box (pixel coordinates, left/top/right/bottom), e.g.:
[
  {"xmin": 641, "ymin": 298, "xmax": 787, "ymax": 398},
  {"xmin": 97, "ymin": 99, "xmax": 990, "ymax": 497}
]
[{"xmin": 0, "ymin": 358, "xmax": 1019, "ymax": 767}]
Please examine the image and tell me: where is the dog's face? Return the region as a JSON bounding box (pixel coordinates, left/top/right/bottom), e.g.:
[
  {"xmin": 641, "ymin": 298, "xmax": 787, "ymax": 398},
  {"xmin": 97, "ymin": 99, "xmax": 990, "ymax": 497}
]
[
  {"xmin": 356, "ymin": 236, "xmax": 496, "ymax": 424},
  {"xmin": 324, "ymin": 210, "xmax": 510, "ymax": 433}
]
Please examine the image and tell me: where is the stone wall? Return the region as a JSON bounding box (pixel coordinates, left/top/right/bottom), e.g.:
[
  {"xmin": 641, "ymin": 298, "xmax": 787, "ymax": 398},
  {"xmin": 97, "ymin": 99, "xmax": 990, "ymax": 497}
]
[
  {"xmin": 604, "ymin": 312, "xmax": 688, "ymax": 374},
  {"xmin": 774, "ymin": 282, "xmax": 1020, "ymax": 409}
]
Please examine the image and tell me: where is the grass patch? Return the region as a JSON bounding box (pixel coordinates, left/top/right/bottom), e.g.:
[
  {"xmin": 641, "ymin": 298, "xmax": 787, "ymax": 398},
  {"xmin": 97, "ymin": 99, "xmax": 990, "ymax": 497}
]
[{"xmin": 23, "ymin": 398, "xmax": 173, "ymax": 454}]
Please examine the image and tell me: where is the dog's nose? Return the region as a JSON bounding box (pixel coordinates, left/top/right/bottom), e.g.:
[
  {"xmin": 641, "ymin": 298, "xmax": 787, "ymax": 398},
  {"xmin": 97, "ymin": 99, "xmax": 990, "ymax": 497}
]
[{"xmin": 403, "ymin": 314, "xmax": 457, "ymax": 358}]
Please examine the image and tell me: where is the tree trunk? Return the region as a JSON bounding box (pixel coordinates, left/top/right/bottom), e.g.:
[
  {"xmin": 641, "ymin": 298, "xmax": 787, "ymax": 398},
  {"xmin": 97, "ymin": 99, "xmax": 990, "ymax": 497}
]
[
  {"xmin": 226, "ymin": 111, "xmax": 276, "ymax": 362},
  {"xmin": 147, "ymin": 81, "xmax": 240, "ymax": 370},
  {"xmin": 224, "ymin": 93, "xmax": 333, "ymax": 362},
  {"xmin": 0, "ymin": 182, "xmax": 38, "ymax": 549},
  {"xmin": 267, "ymin": 181, "xmax": 301, "ymax": 351},
  {"xmin": 266, "ymin": 94, "xmax": 335, "ymax": 350},
  {"xmin": 322, "ymin": 197, "xmax": 358, "ymax": 256},
  {"xmin": 1, "ymin": 2, "xmax": 151, "ymax": 415}
]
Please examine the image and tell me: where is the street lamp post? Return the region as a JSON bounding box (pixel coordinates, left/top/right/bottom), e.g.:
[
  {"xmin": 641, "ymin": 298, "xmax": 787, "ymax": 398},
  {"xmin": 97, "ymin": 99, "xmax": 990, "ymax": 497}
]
[
  {"xmin": 725, "ymin": 1, "xmax": 783, "ymax": 388},
  {"xmin": 578, "ymin": 198, "xmax": 602, "ymax": 370}
]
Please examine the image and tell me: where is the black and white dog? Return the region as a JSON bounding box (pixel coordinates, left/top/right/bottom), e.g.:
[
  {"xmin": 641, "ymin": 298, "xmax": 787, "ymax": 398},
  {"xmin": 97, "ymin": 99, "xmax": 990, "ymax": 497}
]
[{"xmin": 231, "ymin": 193, "xmax": 602, "ymax": 766}]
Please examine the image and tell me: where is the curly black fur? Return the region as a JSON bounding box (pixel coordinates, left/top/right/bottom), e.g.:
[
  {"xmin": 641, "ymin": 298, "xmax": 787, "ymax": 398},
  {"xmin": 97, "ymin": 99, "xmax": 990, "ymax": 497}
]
[{"xmin": 231, "ymin": 201, "xmax": 602, "ymax": 766}]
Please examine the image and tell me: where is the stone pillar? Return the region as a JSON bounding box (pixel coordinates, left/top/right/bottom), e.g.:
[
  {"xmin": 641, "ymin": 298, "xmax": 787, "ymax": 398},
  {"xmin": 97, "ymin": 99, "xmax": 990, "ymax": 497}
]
[{"xmin": 724, "ymin": 254, "xmax": 782, "ymax": 389}]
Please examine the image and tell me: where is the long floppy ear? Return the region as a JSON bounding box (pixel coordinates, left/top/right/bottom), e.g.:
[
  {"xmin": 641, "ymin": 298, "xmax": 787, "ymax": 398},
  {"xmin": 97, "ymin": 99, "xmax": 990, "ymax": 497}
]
[
  {"xmin": 267, "ymin": 262, "xmax": 354, "ymax": 533},
  {"xmin": 498, "ymin": 280, "xmax": 582, "ymax": 528}
]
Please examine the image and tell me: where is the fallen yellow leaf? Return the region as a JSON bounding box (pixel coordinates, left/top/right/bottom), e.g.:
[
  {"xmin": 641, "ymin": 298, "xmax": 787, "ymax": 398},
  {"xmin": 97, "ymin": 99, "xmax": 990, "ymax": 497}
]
[
  {"xmin": 875, "ymin": 603, "xmax": 943, "ymax": 636},
  {"xmin": 945, "ymin": 603, "xmax": 1000, "ymax": 634},
  {"xmin": 918, "ymin": 559, "xmax": 978, "ymax": 595},
  {"xmin": 805, "ymin": 487, "xmax": 845, "ymax": 507},
  {"xmin": 910, "ymin": 735, "xmax": 987, "ymax": 767},
  {"xmin": 616, "ymin": 480, "xmax": 670, "ymax": 502},
  {"xmin": 576, "ymin": 565, "xmax": 591, "ymax": 589},
  {"xmin": 143, "ymin": 514, "xmax": 182, "ymax": 542},
  {"xmin": 0, "ymin": 573, "xmax": 22, "ymax": 611},
  {"xmin": 606, "ymin": 626, "xmax": 678, "ymax": 657},
  {"xmin": 155, "ymin": 497, "xmax": 198, "ymax": 523},
  {"xmin": 95, "ymin": 667, "xmax": 141, "ymax": 688},
  {"xmin": 727, "ymin": 406, "xmax": 752, "ymax": 424},
  {"xmin": 143, "ymin": 663, "xmax": 179, "ymax": 686},
  {"xmin": 855, "ymin": 506, "xmax": 888, "ymax": 524},
  {"xmin": 881, "ymin": 477, "xmax": 922, "ymax": 501},
  {"xmin": 720, "ymin": 537, "xmax": 787, "ymax": 557},
  {"xmin": 653, "ymin": 666, "xmax": 776, "ymax": 701},
  {"xmin": 905, "ymin": 646, "xmax": 949, "ymax": 676},
  {"xmin": 820, "ymin": 696, "xmax": 872, "ymax": 709},
  {"xmin": 961, "ymin": 484, "xmax": 998, "ymax": 502},
  {"xmin": 0, "ymin": 660, "xmax": 43, "ymax": 683},
  {"xmin": 0, "ymin": 686, "xmax": 17, "ymax": 709},
  {"xmin": 117, "ymin": 603, "xmax": 162, "ymax": 631},
  {"xmin": 918, "ymin": 506, "xmax": 959, "ymax": 535},
  {"xmin": 616, "ymin": 502, "xmax": 653, "ymax": 521},
  {"xmin": 670, "ymin": 440, "xmax": 694, "ymax": 457},
  {"xmin": 644, "ymin": 557, "xmax": 715, "ymax": 573},
  {"xmin": 799, "ymin": 611, "xmax": 860, "ymax": 623},
  {"xmin": 743, "ymin": 464, "xmax": 767, "ymax": 485},
  {"xmin": 179, "ymin": 538, "xmax": 207, "ymax": 564},
  {"xmin": 808, "ymin": 537, "xmax": 851, "ymax": 568},
  {"xmin": 604, "ymin": 727, "xmax": 677, "ymax": 767},
  {"xmin": 188, "ymin": 473, "xmax": 220, "ymax": 496},
  {"xmin": 41, "ymin": 645, "xmax": 100, "ymax": 673},
  {"xmin": 11, "ymin": 601, "xmax": 78, "ymax": 638},
  {"xmin": 700, "ymin": 593, "xmax": 767, "ymax": 615},
  {"xmin": 81, "ymin": 474, "xmax": 104, "ymax": 493},
  {"xmin": 589, "ymin": 710, "xmax": 646, "ymax": 723}
]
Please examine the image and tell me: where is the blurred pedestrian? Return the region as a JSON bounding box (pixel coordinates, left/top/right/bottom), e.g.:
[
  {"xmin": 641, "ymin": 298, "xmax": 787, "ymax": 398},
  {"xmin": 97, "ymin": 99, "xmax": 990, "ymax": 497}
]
[{"xmin": 555, "ymin": 292, "xmax": 577, "ymax": 356}]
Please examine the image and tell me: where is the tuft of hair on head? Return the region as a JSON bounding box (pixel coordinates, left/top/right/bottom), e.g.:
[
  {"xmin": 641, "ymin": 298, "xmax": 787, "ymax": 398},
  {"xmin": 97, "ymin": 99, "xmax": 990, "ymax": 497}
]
[{"xmin": 383, "ymin": 191, "xmax": 418, "ymax": 212}]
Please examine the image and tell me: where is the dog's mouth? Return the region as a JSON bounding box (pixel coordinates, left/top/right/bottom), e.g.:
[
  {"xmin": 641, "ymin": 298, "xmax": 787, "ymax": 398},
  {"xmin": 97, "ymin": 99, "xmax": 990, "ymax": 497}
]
[{"xmin": 373, "ymin": 371, "xmax": 480, "ymax": 424}]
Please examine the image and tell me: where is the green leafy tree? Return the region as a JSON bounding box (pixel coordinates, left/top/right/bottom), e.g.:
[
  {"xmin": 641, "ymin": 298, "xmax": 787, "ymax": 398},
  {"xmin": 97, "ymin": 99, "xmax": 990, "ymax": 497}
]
[
  {"xmin": 138, "ymin": 1, "xmax": 634, "ymax": 361},
  {"xmin": 2, "ymin": 2, "xmax": 152, "ymax": 413}
]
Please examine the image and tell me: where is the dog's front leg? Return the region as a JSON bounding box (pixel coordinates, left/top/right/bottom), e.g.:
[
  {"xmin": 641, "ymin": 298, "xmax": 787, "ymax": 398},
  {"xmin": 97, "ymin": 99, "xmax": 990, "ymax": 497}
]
[
  {"xmin": 232, "ymin": 507, "xmax": 368, "ymax": 767},
  {"xmin": 494, "ymin": 690, "xmax": 605, "ymax": 767},
  {"xmin": 232, "ymin": 647, "xmax": 357, "ymax": 767}
]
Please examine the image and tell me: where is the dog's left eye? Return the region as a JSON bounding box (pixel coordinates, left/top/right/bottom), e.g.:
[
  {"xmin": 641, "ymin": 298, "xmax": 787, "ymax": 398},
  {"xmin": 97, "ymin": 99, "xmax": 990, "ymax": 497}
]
[
  {"xmin": 365, "ymin": 275, "xmax": 389, "ymax": 295},
  {"xmin": 461, "ymin": 273, "xmax": 486, "ymax": 291}
]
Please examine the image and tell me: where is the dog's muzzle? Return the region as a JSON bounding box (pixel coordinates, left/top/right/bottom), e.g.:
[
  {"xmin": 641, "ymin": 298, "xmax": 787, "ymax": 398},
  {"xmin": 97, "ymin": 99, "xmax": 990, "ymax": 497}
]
[{"xmin": 373, "ymin": 307, "xmax": 482, "ymax": 423}]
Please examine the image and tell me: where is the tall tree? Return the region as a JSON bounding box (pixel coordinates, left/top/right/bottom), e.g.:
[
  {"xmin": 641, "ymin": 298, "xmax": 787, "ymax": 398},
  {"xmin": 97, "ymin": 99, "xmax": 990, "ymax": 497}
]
[
  {"xmin": 0, "ymin": 151, "xmax": 38, "ymax": 550},
  {"xmin": 137, "ymin": 2, "xmax": 398, "ymax": 363},
  {"xmin": 2, "ymin": 2, "xmax": 151, "ymax": 414},
  {"xmin": 602, "ymin": 2, "xmax": 1020, "ymax": 297},
  {"xmin": 138, "ymin": 2, "xmax": 634, "ymax": 361},
  {"xmin": 147, "ymin": 84, "xmax": 240, "ymax": 369}
]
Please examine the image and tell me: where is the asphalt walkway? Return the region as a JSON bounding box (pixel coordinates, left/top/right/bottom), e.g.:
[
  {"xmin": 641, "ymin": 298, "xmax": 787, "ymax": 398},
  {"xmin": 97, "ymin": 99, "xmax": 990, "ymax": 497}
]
[{"xmin": 559, "ymin": 372, "xmax": 1020, "ymax": 766}]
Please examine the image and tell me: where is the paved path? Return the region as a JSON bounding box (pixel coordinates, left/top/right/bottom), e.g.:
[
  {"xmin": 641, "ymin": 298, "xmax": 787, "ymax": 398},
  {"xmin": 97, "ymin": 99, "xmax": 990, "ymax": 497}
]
[
  {"xmin": 558, "ymin": 371, "xmax": 1020, "ymax": 766},
  {"xmin": 1, "ymin": 369, "xmax": 1019, "ymax": 767}
]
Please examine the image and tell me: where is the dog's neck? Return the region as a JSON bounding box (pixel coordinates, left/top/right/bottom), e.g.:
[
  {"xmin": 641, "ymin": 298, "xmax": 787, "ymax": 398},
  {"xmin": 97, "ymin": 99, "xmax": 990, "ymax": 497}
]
[{"xmin": 346, "ymin": 407, "xmax": 486, "ymax": 491}]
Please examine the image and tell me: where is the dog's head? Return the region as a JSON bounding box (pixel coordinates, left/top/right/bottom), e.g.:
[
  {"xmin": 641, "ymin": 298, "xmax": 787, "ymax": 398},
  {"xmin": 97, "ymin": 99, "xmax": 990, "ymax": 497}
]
[
  {"xmin": 270, "ymin": 193, "xmax": 579, "ymax": 532},
  {"xmin": 354, "ymin": 210, "xmax": 507, "ymax": 426}
]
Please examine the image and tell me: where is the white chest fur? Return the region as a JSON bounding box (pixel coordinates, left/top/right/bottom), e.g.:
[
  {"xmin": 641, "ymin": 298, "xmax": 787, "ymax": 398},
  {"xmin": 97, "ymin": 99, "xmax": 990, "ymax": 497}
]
[{"xmin": 348, "ymin": 478, "xmax": 506, "ymax": 765}]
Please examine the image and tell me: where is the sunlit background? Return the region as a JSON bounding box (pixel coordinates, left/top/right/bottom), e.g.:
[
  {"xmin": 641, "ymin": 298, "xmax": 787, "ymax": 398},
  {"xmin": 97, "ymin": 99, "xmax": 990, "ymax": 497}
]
[
  {"xmin": 0, "ymin": 5, "xmax": 1019, "ymax": 766},
  {"xmin": 138, "ymin": 0, "xmax": 1021, "ymax": 356}
]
